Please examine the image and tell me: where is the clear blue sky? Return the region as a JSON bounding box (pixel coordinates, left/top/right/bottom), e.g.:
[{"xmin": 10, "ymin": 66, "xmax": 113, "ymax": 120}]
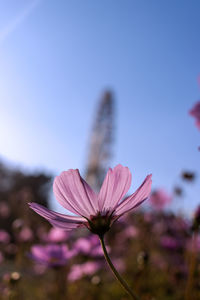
[{"xmin": 0, "ymin": 0, "xmax": 199, "ymax": 214}]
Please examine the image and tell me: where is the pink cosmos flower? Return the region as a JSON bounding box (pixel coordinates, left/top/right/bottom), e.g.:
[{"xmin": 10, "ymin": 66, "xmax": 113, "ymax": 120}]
[
  {"xmin": 68, "ymin": 261, "xmax": 101, "ymax": 281},
  {"xmin": 29, "ymin": 244, "xmax": 73, "ymax": 267},
  {"xmin": 189, "ymin": 101, "xmax": 200, "ymax": 130},
  {"xmin": 160, "ymin": 236, "xmax": 182, "ymax": 250},
  {"xmin": 29, "ymin": 164, "xmax": 152, "ymax": 236},
  {"xmin": 149, "ymin": 189, "xmax": 172, "ymax": 210},
  {"xmin": 18, "ymin": 227, "xmax": 33, "ymax": 242},
  {"xmin": 74, "ymin": 235, "xmax": 107, "ymax": 257},
  {"xmin": 40, "ymin": 228, "xmax": 69, "ymax": 243},
  {"xmin": 123, "ymin": 225, "xmax": 138, "ymax": 239},
  {"xmin": 0, "ymin": 230, "xmax": 10, "ymax": 244}
]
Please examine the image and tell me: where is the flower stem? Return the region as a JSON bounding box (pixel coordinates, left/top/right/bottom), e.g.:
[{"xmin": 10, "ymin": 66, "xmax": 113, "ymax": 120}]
[{"xmin": 99, "ymin": 235, "xmax": 140, "ymax": 300}]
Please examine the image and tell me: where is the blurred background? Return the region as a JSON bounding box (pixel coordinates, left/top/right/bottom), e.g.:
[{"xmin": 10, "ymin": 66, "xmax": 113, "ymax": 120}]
[{"xmin": 0, "ymin": 1, "xmax": 200, "ymax": 299}]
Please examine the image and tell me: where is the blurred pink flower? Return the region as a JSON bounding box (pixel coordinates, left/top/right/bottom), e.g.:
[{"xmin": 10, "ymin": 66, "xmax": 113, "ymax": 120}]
[
  {"xmin": 118, "ymin": 225, "xmax": 139, "ymax": 243},
  {"xmin": 0, "ymin": 230, "xmax": 10, "ymax": 244},
  {"xmin": 29, "ymin": 165, "xmax": 152, "ymax": 235},
  {"xmin": 33, "ymin": 264, "xmax": 47, "ymax": 275},
  {"xmin": 74, "ymin": 235, "xmax": 107, "ymax": 257},
  {"xmin": 43, "ymin": 228, "xmax": 69, "ymax": 243},
  {"xmin": 189, "ymin": 101, "xmax": 200, "ymax": 130},
  {"xmin": 149, "ymin": 189, "xmax": 172, "ymax": 210},
  {"xmin": 29, "ymin": 244, "xmax": 73, "ymax": 267},
  {"xmin": 68, "ymin": 261, "xmax": 100, "ymax": 281},
  {"xmin": 18, "ymin": 227, "xmax": 33, "ymax": 242},
  {"xmin": 124, "ymin": 225, "xmax": 138, "ymax": 238},
  {"xmin": 12, "ymin": 219, "xmax": 24, "ymax": 230},
  {"xmin": 160, "ymin": 235, "xmax": 182, "ymax": 250}
]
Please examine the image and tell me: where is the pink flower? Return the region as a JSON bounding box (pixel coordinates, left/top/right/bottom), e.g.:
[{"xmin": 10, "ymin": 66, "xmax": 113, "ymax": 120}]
[
  {"xmin": 68, "ymin": 261, "xmax": 100, "ymax": 281},
  {"xmin": 123, "ymin": 225, "xmax": 138, "ymax": 239},
  {"xmin": 74, "ymin": 235, "xmax": 106, "ymax": 257},
  {"xmin": 41, "ymin": 228, "xmax": 69, "ymax": 243},
  {"xmin": 149, "ymin": 189, "xmax": 172, "ymax": 210},
  {"xmin": 189, "ymin": 101, "xmax": 200, "ymax": 130},
  {"xmin": 18, "ymin": 227, "xmax": 33, "ymax": 242},
  {"xmin": 29, "ymin": 165, "xmax": 152, "ymax": 236},
  {"xmin": 29, "ymin": 244, "xmax": 72, "ymax": 267},
  {"xmin": 160, "ymin": 236, "xmax": 182, "ymax": 250},
  {"xmin": 0, "ymin": 230, "xmax": 10, "ymax": 244}
]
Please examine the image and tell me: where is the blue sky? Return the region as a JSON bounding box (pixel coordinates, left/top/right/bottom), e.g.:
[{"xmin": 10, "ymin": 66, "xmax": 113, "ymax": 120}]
[{"xmin": 0, "ymin": 0, "xmax": 199, "ymax": 214}]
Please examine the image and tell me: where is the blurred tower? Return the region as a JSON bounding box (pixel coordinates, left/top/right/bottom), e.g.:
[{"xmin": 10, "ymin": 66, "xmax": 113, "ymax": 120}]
[{"xmin": 85, "ymin": 90, "xmax": 114, "ymax": 191}]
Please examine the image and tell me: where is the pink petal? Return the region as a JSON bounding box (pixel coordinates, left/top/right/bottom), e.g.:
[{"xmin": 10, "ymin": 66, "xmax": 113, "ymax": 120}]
[
  {"xmin": 53, "ymin": 169, "xmax": 97, "ymax": 217},
  {"xmin": 98, "ymin": 164, "xmax": 132, "ymax": 212},
  {"xmin": 31, "ymin": 245, "xmax": 50, "ymax": 261},
  {"xmin": 29, "ymin": 203, "xmax": 86, "ymax": 231},
  {"xmin": 115, "ymin": 174, "xmax": 152, "ymax": 216}
]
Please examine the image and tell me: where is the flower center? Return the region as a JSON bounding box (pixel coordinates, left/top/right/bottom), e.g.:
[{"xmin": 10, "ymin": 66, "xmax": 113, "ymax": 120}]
[{"xmin": 87, "ymin": 212, "xmax": 114, "ymax": 236}]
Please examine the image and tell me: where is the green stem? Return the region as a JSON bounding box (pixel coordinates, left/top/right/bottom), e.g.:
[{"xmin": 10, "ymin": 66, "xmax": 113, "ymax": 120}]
[{"xmin": 99, "ymin": 235, "xmax": 140, "ymax": 300}]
